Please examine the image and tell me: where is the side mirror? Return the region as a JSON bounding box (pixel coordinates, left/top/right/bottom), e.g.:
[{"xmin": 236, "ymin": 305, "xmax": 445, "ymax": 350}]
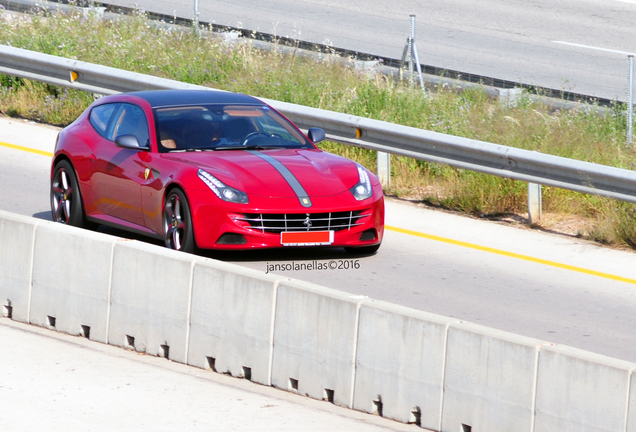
[
  {"xmin": 307, "ymin": 127, "xmax": 326, "ymax": 144},
  {"xmin": 115, "ymin": 134, "xmax": 147, "ymax": 150}
]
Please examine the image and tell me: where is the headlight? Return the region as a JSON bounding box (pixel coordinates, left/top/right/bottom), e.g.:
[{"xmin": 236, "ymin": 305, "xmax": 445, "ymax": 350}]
[
  {"xmin": 197, "ymin": 169, "xmax": 249, "ymax": 204},
  {"xmin": 350, "ymin": 164, "xmax": 373, "ymax": 201}
]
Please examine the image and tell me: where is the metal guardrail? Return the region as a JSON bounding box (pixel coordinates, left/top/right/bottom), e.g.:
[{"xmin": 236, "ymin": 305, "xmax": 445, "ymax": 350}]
[
  {"xmin": 2, "ymin": 44, "xmax": 636, "ymax": 210},
  {"xmin": 0, "ymin": 44, "xmax": 208, "ymax": 94}
]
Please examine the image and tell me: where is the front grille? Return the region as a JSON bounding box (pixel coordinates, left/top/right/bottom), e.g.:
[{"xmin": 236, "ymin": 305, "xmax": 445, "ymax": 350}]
[{"xmin": 239, "ymin": 211, "xmax": 367, "ymax": 234}]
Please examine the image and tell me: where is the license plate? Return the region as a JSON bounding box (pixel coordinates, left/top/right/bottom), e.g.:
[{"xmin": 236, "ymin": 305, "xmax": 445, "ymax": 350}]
[{"xmin": 280, "ymin": 230, "xmax": 334, "ymax": 246}]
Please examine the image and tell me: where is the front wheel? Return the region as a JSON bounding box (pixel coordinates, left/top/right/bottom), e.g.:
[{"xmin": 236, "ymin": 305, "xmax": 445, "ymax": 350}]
[
  {"xmin": 163, "ymin": 189, "xmax": 195, "ymax": 253},
  {"xmin": 50, "ymin": 160, "xmax": 86, "ymax": 227}
]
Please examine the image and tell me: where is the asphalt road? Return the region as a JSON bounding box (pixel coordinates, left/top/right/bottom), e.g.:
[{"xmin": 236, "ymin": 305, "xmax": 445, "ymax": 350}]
[
  {"xmin": 99, "ymin": 0, "xmax": 636, "ymax": 101},
  {"xmin": 2, "ymin": 116, "xmax": 636, "ymax": 364}
]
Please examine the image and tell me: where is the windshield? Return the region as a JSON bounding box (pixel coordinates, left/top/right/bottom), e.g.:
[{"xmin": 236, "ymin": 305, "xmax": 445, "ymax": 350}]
[{"xmin": 154, "ymin": 104, "xmax": 314, "ymax": 152}]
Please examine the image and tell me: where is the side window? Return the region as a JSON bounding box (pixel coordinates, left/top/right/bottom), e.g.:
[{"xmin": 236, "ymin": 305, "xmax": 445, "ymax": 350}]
[
  {"xmin": 109, "ymin": 103, "xmax": 150, "ymax": 147},
  {"xmin": 89, "ymin": 103, "xmax": 119, "ymax": 138}
]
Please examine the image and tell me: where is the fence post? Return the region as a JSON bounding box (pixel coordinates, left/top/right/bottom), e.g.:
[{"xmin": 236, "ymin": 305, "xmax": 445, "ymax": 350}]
[
  {"xmin": 527, "ymin": 183, "xmax": 542, "ymax": 225},
  {"xmin": 399, "ymin": 15, "xmax": 425, "ymax": 93},
  {"xmin": 628, "ymin": 55, "xmax": 634, "ymax": 146},
  {"xmin": 193, "ymin": 0, "xmax": 200, "ymax": 35}
]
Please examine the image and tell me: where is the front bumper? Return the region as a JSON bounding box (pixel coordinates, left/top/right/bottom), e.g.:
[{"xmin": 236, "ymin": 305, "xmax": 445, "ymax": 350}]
[{"xmin": 190, "ymin": 191, "xmax": 384, "ymax": 250}]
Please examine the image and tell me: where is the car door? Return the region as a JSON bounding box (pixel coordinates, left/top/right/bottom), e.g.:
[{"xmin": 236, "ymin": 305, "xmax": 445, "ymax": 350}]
[{"xmin": 89, "ymin": 103, "xmax": 150, "ymax": 227}]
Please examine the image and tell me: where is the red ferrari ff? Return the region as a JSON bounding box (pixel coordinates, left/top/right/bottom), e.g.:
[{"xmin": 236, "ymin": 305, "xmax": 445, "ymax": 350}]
[{"xmin": 50, "ymin": 90, "xmax": 384, "ymax": 253}]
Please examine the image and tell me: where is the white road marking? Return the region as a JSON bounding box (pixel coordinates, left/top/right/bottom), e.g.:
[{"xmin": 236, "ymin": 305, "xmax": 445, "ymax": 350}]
[{"xmin": 552, "ymin": 40, "xmax": 635, "ymax": 56}]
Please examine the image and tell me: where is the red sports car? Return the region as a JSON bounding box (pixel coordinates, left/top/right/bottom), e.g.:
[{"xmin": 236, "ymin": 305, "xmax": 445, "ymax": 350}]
[{"xmin": 50, "ymin": 90, "xmax": 384, "ymax": 254}]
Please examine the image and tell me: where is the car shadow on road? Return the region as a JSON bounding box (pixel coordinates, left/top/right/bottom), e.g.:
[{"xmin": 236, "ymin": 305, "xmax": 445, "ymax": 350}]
[
  {"xmin": 32, "ymin": 211, "xmax": 53, "ymax": 221},
  {"xmin": 198, "ymin": 246, "xmax": 372, "ymax": 263}
]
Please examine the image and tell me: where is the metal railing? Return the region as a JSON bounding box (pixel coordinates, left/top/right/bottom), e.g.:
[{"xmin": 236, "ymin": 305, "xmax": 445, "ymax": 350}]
[{"xmin": 2, "ymin": 44, "xmax": 636, "ymax": 221}]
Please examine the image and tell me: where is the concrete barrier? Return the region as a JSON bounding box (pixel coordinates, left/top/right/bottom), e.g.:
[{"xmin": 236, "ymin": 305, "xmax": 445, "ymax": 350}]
[
  {"xmin": 0, "ymin": 210, "xmax": 39, "ymax": 322},
  {"xmin": 29, "ymin": 222, "xmax": 116, "ymax": 342},
  {"xmin": 108, "ymin": 240, "xmax": 197, "ymax": 363},
  {"xmin": 2, "ymin": 210, "xmax": 636, "ymax": 432},
  {"xmin": 271, "ymin": 280, "xmax": 364, "ymax": 407},
  {"xmin": 534, "ymin": 345, "xmax": 633, "ymax": 432},
  {"xmin": 628, "ymin": 371, "xmax": 636, "ymax": 432},
  {"xmin": 187, "ymin": 259, "xmax": 281, "ymax": 385},
  {"xmin": 442, "ymin": 322, "xmax": 541, "ymax": 432},
  {"xmin": 353, "ymin": 300, "xmax": 456, "ymax": 430}
]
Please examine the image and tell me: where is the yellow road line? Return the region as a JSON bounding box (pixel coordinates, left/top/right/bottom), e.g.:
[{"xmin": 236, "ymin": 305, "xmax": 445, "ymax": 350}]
[
  {"xmin": 386, "ymin": 225, "xmax": 636, "ymax": 285},
  {"xmin": 0, "ymin": 140, "xmax": 53, "ymax": 157}
]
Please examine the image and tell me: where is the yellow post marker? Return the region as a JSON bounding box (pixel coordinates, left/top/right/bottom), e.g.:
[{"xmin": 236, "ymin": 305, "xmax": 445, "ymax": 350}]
[{"xmin": 69, "ymin": 70, "xmax": 79, "ymax": 83}]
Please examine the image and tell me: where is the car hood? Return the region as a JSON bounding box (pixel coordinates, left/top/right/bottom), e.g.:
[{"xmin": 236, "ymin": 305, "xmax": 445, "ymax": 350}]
[{"xmin": 161, "ymin": 148, "xmax": 360, "ymax": 198}]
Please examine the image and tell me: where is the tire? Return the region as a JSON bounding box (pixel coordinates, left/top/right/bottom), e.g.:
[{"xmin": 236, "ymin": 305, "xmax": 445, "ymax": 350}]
[
  {"xmin": 344, "ymin": 243, "xmax": 381, "ymax": 255},
  {"xmin": 163, "ymin": 189, "xmax": 195, "ymax": 253},
  {"xmin": 50, "ymin": 160, "xmax": 87, "ymax": 227}
]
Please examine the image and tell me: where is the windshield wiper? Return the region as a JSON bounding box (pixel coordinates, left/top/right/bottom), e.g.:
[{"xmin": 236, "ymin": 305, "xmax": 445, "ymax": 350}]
[
  {"xmin": 243, "ymin": 145, "xmax": 280, "ymax": 150},
  {"xmin": 213, "ymin": 145, "xmax": 279, "ymax": 151}
]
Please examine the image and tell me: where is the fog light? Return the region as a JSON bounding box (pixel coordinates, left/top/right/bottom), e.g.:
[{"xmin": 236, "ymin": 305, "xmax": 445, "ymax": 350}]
[{"xmin": 359, "ymin": 229, "xmax": 376, "ymax": 241}]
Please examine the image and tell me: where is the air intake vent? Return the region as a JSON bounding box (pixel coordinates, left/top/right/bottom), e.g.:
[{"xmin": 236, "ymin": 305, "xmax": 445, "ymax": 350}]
[{"xmin": 216, "ymin": 233, "xmax": 247, "ymax": 245}]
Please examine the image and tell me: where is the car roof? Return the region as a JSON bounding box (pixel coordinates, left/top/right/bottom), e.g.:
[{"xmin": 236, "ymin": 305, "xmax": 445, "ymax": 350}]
[{"xmin": 127, "ymin": 89, "xmax": 264, "ymax": 108}]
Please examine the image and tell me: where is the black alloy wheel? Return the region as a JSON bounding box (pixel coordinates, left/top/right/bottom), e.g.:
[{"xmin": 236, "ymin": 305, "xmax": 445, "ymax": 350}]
[
  {"xmin": 163, "ymin": 189, "xmax": 195, "ymax": 253},
  {"xmin": 50, "ymin": 160, "xmax": 86, "ymax": 227}
]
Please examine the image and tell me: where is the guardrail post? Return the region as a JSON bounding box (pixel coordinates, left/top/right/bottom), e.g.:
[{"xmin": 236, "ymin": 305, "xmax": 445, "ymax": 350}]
[
  {"xmin": 377, "ymin": 151, "xmax": 391, "ymax": 188},
  {"xmin": 527, "ymin": 182, "xmax": 542, "ymax": 224}
]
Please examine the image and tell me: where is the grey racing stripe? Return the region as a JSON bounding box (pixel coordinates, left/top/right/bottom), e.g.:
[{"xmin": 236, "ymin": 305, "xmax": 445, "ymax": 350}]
[{"xmin": 246, "ymin": 150, "xmax": 312, "ymax": 208}]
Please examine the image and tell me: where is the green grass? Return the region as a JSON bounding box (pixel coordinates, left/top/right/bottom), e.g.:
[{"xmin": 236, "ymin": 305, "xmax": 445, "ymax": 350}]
[{"xmin": 2, "ymin": 7, "xmax": 636, "ymax": 249}]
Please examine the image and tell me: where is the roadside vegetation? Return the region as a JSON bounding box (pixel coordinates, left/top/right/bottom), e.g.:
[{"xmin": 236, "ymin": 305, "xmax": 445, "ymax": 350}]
[{"xmin": 1, "ymin": 7, "xmax": 636, "ymax": 249}]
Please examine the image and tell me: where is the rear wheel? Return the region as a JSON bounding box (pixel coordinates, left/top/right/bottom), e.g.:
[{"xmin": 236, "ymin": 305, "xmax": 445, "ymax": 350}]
[
  {"xmin": 50, "ymin": 160, "xmax": 86, "ymax": 227},
  {"xmin": 344, "ymin": 243, "xmax": 381, "ymax": 255},
  {"xmin": 163, "ymin": 189, "xmax": 195, "ymax": 253}
]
